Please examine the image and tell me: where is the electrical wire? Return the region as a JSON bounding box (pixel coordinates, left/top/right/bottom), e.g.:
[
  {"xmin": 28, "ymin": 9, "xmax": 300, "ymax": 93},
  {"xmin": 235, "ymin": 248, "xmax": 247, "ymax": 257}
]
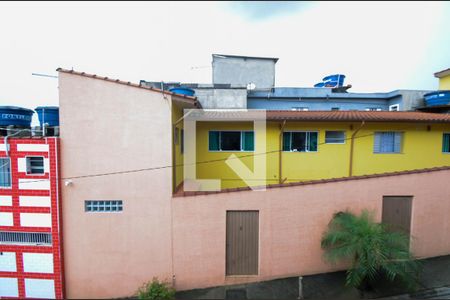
[{"xmin": 4, "ymin": 131, "xmax": 378, "ymax": 184}]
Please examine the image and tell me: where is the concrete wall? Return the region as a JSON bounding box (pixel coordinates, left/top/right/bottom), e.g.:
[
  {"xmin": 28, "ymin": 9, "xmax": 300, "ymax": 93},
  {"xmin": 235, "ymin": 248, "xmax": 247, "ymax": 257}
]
[
  {"xmin": 172, "ymin": 168, "xmax": 450, "ymax": 291},
  {"xmin": 193, "ymin": 88, "xmax": 247, "ymax": 109},
  {"xmin": 58, "ymin": 73, "xmax": 176, "ymax": 299},
  {"xmin": 212, "ymin": 56, "xmax": 276, "ymax": 89},
  {"xmin": 247, "ymin": 98, "xmax": 388, "ymax": 110},
  {"xmin": 396, "ymin": 90, "xmax": 429, "ymax": 111}
]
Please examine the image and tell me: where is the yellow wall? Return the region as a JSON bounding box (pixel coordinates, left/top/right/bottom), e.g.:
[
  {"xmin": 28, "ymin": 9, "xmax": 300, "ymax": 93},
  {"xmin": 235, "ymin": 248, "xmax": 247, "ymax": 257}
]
[
  {"xmin": 439, "ymin": 74, "xmax": 450, "ymax": 90},
  {"xmin": 192, "ymin": 121, "xmax": 450, "ymax": 189},
  {"xmin": 172, "ymin": 103, "xmax": 184, "ymax": 190}
]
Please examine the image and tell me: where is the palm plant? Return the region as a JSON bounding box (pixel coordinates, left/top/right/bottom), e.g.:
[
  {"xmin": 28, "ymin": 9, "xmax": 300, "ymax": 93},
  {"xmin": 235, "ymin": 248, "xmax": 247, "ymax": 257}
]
[{"xmin": 321, "ymin": 210, "xmax": 421, "ymax": 293}]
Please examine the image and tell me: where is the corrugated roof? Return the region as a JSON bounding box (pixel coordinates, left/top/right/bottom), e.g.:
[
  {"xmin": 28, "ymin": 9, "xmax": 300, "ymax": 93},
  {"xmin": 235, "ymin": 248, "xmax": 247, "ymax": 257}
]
[
  {"xmin": 434, "ymin": 68, "xmax": 450, "ymax": 78},
  {"xmin": 174, "ymin": 166, "xmax": 450, "ymax": 197},
  {"xmin": 56, "ymin": 68, "xmax": 201, "ymax": 107},
  {"xmin": 264, "ymin": 110, "xmax": 450, "ymax": 123}
]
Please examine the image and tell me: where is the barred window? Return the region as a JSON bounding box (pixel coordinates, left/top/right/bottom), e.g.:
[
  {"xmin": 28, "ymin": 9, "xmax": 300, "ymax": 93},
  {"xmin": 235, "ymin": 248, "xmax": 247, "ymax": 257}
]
[
  {"xmin": 0, "ymin": 231, "xmax": 52, "ymax": 246},
  {"xmin": 85, "ymin": 200, "xmax": 123, "ymax": 212}
]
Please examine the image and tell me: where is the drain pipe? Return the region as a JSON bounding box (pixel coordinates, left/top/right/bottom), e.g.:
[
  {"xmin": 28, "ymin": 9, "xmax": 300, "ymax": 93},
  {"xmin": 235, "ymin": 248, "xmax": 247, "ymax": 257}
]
[
  {"xmin": 279, "ymin": 120, "xmax": 286, "ymax": 184},
  {"xmin": 349, "ymin": 121, "xmax": 365, "ymax": 177}
]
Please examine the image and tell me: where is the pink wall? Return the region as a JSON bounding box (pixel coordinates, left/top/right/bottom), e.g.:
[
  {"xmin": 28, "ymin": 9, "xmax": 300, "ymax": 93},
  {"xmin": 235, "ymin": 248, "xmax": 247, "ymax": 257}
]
[{"xmin": 172, "ymin": 168, "xmax": 450, "ymax": 291}]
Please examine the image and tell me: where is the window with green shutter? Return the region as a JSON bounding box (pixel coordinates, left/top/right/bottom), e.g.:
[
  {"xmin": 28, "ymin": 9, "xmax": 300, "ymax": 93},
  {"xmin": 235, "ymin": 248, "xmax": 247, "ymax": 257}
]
[
  {"xmin": 242, "ymin": 131, "xmax": 254, "ymax": 151},
  {"xmin": 443, "ymin": 133, "xmax": 450, "ymax": 153},
  {"xmin": 209, "ymin": 131, "xmax": 220, "ymax": 151}
]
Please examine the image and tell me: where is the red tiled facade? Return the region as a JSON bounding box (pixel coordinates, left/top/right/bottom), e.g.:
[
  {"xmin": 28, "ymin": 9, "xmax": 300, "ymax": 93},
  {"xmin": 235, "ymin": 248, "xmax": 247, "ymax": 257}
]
[{"xmin": 0, "ymin": 138, "xmax": 63, "ymax": 299}]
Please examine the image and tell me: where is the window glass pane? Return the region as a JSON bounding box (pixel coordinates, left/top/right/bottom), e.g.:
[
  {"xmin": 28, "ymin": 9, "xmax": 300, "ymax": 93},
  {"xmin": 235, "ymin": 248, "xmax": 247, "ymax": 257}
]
[
  {"xmin": 27, "ymin": 157, "xmax": 44, "ymax": 174},
  {"xmin": 443, "ymin": 134, "xmax": 450, "ymax": 153},
  {"xmin": 291, "ymin": 132, "xmax": 307, "ymax": 152},
  {"xmin": 0, "ymin": 158, "xmax": 11, "ymax": 187},
  {"xmin": 325, "ymin": 131, "xmax": 345, "ymax": 143},
  {"xmin": 282, "ymin": 132, "xmax": 291, "ymax": 151},
  {"xmin": 220, "ymin": 131, "xmax": 241, "ymax": 151},
  {"xmin": 308, "ymin": 132, "xmax": 318, "ymax": 151},
  {"xmin": 209, "ymin": 131, "xmax": 220, "ymax": 151},
  {"xmin": 242, "ymin": 131, "xmax": 254, "ymax": 151}
]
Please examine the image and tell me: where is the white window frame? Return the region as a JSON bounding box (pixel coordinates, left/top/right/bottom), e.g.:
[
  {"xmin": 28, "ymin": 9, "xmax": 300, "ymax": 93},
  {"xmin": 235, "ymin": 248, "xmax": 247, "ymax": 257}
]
[
  {"xmin": 325, "ymin": 131, "xmax": 346, "ymax": 144},
  {"xmin": 25, "ymin": 156, "xmax": 45, "ymax": 175},
  {"xmin": 0, "ymin": 157, "xmax": 12, "ymax": 189},
  {"xmin": 283, "ymin": 131, "xmax": 319, "ymax": 152},
  {"xmin": 208, "ymin": 130, "xmax": 254, "ymax": 153},
  {"xmin": 389, "ymin": 104, "xmax": 400, "ymax": 111},
  {"xmin": 291, "ymin": 107, "xmax": 309, "ymax": 111},
  {"xmin": 365, "ymin": 108, "xmax": 382, "ymax": 111}
]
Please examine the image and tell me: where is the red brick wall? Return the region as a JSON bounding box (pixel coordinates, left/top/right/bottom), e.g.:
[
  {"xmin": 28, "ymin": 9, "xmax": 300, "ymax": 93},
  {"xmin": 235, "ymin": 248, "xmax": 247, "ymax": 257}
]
[{"xmin": 0, "ymin": 138, "xmax": 63, "ymax": 299}]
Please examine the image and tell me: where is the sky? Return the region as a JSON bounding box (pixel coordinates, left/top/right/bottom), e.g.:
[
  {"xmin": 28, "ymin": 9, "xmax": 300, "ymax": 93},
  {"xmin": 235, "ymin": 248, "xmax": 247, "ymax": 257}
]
[{"xmin": 0, "ymin": 1, "xmax": 449, "ymax": 117}]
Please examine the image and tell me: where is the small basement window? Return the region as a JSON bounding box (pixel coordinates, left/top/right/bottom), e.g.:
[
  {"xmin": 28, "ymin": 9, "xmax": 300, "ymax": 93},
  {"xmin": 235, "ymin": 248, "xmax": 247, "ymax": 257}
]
[
  {"xmin": 0, "ymin": 231, "xmax": 52, "ymax": 246},
  {"xmin": 325, "ymin": 131, "xmax": 346, "ymax": 144},
  {"xmin": 26, "ymin": 157, "xmax": 45, "ymax": 174},
  {"xmin": 85, "ymin": 200, "xmax": 123, "ymax": 212},
  {"xmin": 443, "ymin": 133, "xmax": 450, "ymax": 153},
  {"xmin": 283, "ymin": 132, "xmax": 318, "ymax": 152},
  {"xmin": 209, "ymin": 131, "xmax": 254, "ymax": 151}
]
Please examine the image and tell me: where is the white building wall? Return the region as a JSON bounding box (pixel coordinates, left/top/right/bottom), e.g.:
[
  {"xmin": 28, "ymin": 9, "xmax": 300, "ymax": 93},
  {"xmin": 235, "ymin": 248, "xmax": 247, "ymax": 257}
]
[
  {"xmin": 25, "ymin": 278, "xmax": 56, "ymax": 299},
  {"xmin": 0, "ymin": 212, "xmax": 14, "ymax": 226},
  {"xmin": 19, "ymin": 178, "xmax": 50, "ymax": 190},
  {"xmin": 0, "ymin": 252, "xmax": 17, "ymax": 272},
  {"xmin": 19, "ymin": 196, "xmax": 51, "ymax": 207},
  {"xmin": 0, "ymin": 195, "xmax": 12, "ymax": 206},
  {"xmin": 20, "ymin": 213, "xmax": 52, "ymax": 227},
  {"xmin": 23, "ymin": 253, "xmax": 54, "ymax": 273},
  {"xmin": 0, "ymin": 277, "xmax": 19, "ymax": 297},
  {"xmin": 17, "ymin": 144, "xmax": 49, "ymax": 152}
]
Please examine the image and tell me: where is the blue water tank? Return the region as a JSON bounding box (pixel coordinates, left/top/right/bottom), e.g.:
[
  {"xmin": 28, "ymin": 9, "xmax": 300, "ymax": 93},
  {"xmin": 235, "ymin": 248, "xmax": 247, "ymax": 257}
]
[
  {"xmin": 322, "ymin": 74, "xmax": 346, "ymax": 87},
  {"xmin": 35, "ymin": 106, "xmax": 59, "ymax": 127},
  {"xmin": 0, "ymin": 106, "xmax": 34, "ymax": 127},
  {"xmin": 424, "ymin": 91, "xmax": 450, "ymax": 107},
  {"xmin": 169, "ymin": 87, "xmax": 195, "ymax": 96},
  {"xmin": 314, "ymin": 82, "xmax": 325, "ymax": 88}
]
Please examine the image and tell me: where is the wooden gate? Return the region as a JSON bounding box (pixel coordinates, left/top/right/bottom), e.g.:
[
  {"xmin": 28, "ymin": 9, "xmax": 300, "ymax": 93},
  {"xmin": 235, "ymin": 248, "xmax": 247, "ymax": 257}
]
[
  {"xmin": 226, "ymin": 211, "xmax": 259, "ymax": 276},
  {"xmin": 382, "ymin": 196, "xmax": 413, "ymax": 236}
]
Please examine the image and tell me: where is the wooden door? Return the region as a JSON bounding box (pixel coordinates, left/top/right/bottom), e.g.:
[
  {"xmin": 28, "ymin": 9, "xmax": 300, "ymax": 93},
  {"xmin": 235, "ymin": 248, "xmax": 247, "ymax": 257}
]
[
  {"xmin": 226, "ymin": 211, "xmax": 259, "ymax": 275},
  {"xmin": 382, "ymin": 196, "xmax": 413, "ymax": 236}
]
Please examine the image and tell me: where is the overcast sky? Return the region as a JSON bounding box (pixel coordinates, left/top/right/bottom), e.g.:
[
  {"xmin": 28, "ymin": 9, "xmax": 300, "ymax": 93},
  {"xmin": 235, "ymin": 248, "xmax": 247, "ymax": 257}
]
[{"xmin": 1, "ymin": 1, "xmax": 449, "ymax": 113}]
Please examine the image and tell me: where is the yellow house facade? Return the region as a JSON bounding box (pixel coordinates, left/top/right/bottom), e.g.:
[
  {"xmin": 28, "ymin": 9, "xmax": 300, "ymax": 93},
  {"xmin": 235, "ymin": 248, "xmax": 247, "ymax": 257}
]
[
  {"xmin": 435, "ymin": 68, "xmax": 450, "ymax": 90},
  {"xmin": 174, "ymin": 110, "xmax": 450, "ymax": 190}
]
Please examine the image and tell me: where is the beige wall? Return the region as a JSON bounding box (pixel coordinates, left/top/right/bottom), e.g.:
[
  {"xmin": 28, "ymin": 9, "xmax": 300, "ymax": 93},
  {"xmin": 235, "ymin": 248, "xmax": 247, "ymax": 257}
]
[
  {"xmin": 59, "ymin": 73, "xmax": 176, "ymax": 298},
  {"xmin": 172, "ymin": 169, "xmax": 450, "ymax": 291}
]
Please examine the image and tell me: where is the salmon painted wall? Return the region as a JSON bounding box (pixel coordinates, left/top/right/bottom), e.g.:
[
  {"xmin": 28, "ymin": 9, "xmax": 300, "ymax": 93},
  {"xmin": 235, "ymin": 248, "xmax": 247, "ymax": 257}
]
[
  {"xmin": 172, "ymin": 168, "xmax": 450, "ymax": 291},
  {"xmin": 58, "ymin": 73, "xmax": 176, "ymax": 299},
  {"xmin": 194, "ymin": 121, "xmax": 450, "ymax": 189}
]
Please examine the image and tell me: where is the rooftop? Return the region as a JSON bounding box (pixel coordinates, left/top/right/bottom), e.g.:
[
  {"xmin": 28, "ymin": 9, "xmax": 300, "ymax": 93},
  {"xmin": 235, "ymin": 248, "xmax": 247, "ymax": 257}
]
[
  {"xmin": 56, "ymin": 68, "xmax": 201, "ymax": 107},
  {"xmin": 212, "ymin": 53, "xmax": 279, "ymax": 63},
  {"xmin": 248, "ymin": 88, "xmax": 431, "ymax": 99},
  {"xmin": 264, "ymin": 110, "xmax": 450, "ymax": 123},
  {"xmin": 434, "ymin": 68, "xmax": 450, "ymax": 78}
]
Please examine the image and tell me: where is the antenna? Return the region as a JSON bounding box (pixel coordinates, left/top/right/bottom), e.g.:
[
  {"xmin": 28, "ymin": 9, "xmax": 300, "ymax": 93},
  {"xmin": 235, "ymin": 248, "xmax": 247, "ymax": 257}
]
[{"xmin": 32, "ymin": 73, "xmax": 58, "ymax": 79}]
